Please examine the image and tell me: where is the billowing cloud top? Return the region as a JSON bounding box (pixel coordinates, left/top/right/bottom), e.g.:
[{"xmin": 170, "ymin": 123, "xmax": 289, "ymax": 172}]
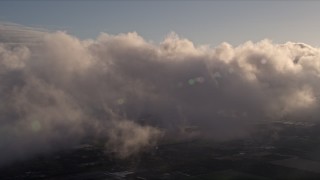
[{"xmin": 0, "ymin": 24, "xmax": 320, "ymax": 165}]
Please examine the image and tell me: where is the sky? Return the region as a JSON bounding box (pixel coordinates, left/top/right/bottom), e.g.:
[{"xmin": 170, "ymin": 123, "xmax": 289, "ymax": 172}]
[{"xmin": 0, "ymin": 1, "xmax": 320, "ymax": 46}]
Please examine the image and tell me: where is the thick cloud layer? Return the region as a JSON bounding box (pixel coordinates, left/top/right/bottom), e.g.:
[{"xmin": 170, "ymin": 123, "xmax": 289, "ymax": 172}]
[{"xmin": 1, "ymin": 24, "xmax": 320, "ymax": 165}]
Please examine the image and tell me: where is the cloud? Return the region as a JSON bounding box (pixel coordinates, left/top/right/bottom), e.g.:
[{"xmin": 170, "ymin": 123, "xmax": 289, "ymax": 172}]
[{"xmin": 1, "ymin": 24, "xmax": 320, "ymax": 165}]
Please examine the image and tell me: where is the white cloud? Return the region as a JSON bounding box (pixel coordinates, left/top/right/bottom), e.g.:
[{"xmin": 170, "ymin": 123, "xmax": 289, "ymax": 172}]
[{"xmin": 1, "ymin": 23, "xmax": 320, "ymax": 165}]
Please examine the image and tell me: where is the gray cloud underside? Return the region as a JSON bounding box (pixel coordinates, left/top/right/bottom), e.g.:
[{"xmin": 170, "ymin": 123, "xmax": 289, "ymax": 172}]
[{"xmin": 1, "ymin": 24, "xmax": 320, "ymax": 165}]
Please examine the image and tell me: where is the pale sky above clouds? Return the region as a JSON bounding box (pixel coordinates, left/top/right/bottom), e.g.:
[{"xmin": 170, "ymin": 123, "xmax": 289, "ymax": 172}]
[{"xmin": 0, "ymin": 1, "xmax": 320, "ymax": 46}]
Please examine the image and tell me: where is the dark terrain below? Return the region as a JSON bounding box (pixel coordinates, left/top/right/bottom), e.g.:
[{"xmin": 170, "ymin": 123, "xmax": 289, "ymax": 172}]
[{"xmin": 2, "ymin": 121, "xmax": 320, "ymax": 180}]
